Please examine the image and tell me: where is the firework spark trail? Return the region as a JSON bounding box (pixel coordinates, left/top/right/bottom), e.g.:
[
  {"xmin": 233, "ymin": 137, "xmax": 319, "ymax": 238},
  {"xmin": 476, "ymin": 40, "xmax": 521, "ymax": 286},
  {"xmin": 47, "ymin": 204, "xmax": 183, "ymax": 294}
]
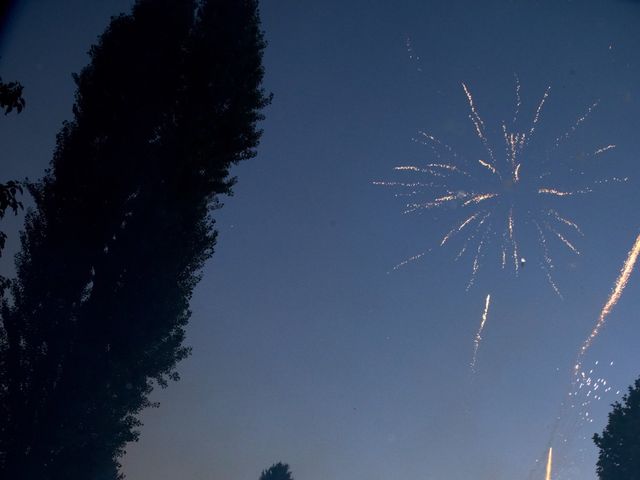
[
  {"xmin": 526, "ymin": 86, "xmax": 551, "ymax": 146},
  {"xmin": 548, "ymin": 210, "xmax": 583, "ymax": 236},
  {"xmin": 508, "ymin": 208, "xmax": 519, "ymax": 273},
  {"xmin": 593, "ymin": 176, "xmax": 629, "ymax": 185},
  {"xmin": 513, "ymin": 73, "xmax": 521, "ymax": 124},
  {"xmin": 546, "ymin": 224, "xmax": 580, "ymax": 255},
  {"xmin": 461, "ymin": 82, "xmax": 486, "ymax": 131},
  {"xmin": 441, "ymin": 211, "xmax": 483, "ymax": 246},
  {"xmin": 545, "ymin": 448, "xmax": 553, "ymax": 480},
  {"xmin": 478, "ymin": 159, "xmax": 497, "ymax": 176},
  {"xmin": 594, "ymin": 144, "xmax": 616, "ymax": 155},
  {"xmin": 394, "ymin": 163, "xmax": 465, "ymax": 179},
  {"xmin": 390, "ymin": 250, "xmax": 430, "ymax": 272},
  {"xmin": 514, "ymin": 163, "xmax": 522, "ymax": 182},
  {"xmin": 502, "ymin": 125, "xmax": 526, "ymax": 175},
  {"xmin": 538, "ymin": 187, "xmax": 592, "ymax": 197},
  {"xmin": 456, "ymin": 212, "xmax": 491, "ymax": 261},
  {"xmin": 403, "ymin": 193, "xmax": 465, "ymax": 214},
  {"xmin": 555, "ymin": 101, "xmax": 599, "ymax": 148},
  {"xmin": 416, "ymin": 132, "xmax": 460, "ymax": 160},
  {"xmin": 425, "ymin": 163, "xmax": 470, "ymax": 177},
  {"xmin": 405, "ymin": 36, "xmax": 422, "ymax": 72},
  {"xmin": 573, "ymin": 232, "xmax": 640, "ymax": 379},
  {"xmin": 462, "ymin": 82, "xmax": 498, "ymax": 165},
  {"xmin": 394, "ymin": 165, "xmax": 435, "ymax": 174},
  {"xmin": 470, "ymin": 294, "xmax": 491, "ymax": 372},
  {"xmin": 372, "ymin": 181, "xmax": 436, "ymax": 188},
  {"xmin": 534, "ymin": 221, "xmax": 562, "ymax": 298},
  {"xmin": 467, "ymin": 224, "xmax": 491, "ymax": 290},
  {"xmin": 463, "ymin": 192, "xmax": 499, "ymax": 206}
]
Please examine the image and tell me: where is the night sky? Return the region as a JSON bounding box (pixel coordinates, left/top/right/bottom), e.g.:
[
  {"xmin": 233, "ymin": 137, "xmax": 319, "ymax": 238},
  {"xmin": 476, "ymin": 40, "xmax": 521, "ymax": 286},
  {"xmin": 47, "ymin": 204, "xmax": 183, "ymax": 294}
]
[{"xmin": 2, "ymin": 1, "xmax": 640, "ymax": 479}]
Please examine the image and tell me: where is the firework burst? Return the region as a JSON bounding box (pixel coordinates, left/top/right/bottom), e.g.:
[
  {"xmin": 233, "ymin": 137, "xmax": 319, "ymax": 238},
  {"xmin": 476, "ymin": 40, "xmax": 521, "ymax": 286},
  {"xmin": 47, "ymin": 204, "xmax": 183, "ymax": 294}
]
[{"xmin": 376, "ymin": 77, "xmax": 623, "ymax": 294}]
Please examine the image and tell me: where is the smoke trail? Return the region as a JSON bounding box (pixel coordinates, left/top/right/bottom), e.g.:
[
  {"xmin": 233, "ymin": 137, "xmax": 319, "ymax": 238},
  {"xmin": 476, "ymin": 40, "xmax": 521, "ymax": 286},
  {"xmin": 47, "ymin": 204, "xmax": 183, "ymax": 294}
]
[
  {"xmin": 470, "ymin": 294, "xmax": 491, "ymax": 372},
  {"xmin": 573, "ymin": 232, "xmax": 640, "ymax": 378}
]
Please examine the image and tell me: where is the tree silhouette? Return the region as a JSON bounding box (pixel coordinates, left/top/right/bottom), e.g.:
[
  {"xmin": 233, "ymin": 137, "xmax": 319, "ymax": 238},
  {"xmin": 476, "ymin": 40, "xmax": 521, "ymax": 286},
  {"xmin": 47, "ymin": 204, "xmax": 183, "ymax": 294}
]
[
  {"xmin": 593, "ymin": 377, "xmax": 640, "ymax": 479},
  {"xmin": 260, "ymin": 462, "xmax": 294, "ymax": 480},
  {"xmin": 0, "ymin": 77, "xmax": 25, "ymax": 115},
  {"xmin": 0, "ymin": 0, "xmax": 270, "ymax": 478},
  {"xmin": 0, "ymin": 77, "xmax": 24, "ymax": 261}
]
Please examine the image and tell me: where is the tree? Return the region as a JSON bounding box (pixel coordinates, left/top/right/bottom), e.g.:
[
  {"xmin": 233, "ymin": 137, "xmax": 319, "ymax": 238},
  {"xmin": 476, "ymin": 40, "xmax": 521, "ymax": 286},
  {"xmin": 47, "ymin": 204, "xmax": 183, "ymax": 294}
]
[
  {"xmin": 0, "ymin": 77, "xmax": 25, "ymax": 272},
  {"xmin": 593, "ymin": 377, "xmax": 640, "ymax": 479},
  {"xmin": 0, "ymin": 77, "xmax": 25, "ymax": 115},
  {"xmin": 0, "ymin": 0, "xmax": 270, "ymax": 478},
  {"xmin": 260, "ymin": 462, "xmax": 294, "ymax": 480}
]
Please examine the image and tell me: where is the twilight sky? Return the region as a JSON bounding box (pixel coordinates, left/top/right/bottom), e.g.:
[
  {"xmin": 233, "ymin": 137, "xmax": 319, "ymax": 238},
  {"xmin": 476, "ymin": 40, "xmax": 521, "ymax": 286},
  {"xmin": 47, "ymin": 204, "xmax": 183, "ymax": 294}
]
[{"xmin": 2, "ymin": 1, "xmax": 640, "ymax": 479}]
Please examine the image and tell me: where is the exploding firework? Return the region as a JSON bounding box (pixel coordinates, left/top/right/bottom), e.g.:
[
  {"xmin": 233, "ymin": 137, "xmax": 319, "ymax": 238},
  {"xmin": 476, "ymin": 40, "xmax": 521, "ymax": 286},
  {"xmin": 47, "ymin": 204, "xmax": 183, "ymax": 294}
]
[
  {"xmin": 534, "ymin": 232, "xmax": 640, "ymax": 479},
  {"xmin": 470, "ymin": 293, "xmax": 491, "ymax": 372},
  {"xmin": 376, "ymin": 78, "xmax": 623, "ymax": 294},
  {"xmin": 573, "ymin": 232, "xmax": 640, "ymax": 379}
]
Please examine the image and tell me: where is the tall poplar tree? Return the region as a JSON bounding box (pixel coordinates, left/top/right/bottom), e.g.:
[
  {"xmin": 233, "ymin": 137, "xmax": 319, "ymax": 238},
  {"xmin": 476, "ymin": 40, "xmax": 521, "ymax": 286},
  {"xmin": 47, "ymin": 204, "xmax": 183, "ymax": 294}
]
[
  {"xmin": 593, "ymin": 377, "xmax": 640, "ymax": 479},
  {"xmin": 0, "ymin": 1, "xmax": 270, "ymax": 478}
]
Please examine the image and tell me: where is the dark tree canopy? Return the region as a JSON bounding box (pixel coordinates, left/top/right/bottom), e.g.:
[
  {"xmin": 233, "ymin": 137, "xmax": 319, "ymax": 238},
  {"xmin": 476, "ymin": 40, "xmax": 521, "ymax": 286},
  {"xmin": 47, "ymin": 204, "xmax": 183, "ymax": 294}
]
[
  {"xmin": 0, "ymin": 179, "xmax": 22, "ymax": 256},
  {"xmin": 0, "ymin": 77, "xmax": 25, "ymax": 115},
  {"xmin": 260, "ymin": 462, "xmax": 295, "ymax": 480},
  {"xmin": 593, "ymin": 377, "xmax": 640, "ymax": 479},
  {"xmin": 0, "ymin": 76, "xmax": 25, "ymax": 261},
  {"xmin": 0, "ymin": 0, "xmax": 270, "ymax": 478}
]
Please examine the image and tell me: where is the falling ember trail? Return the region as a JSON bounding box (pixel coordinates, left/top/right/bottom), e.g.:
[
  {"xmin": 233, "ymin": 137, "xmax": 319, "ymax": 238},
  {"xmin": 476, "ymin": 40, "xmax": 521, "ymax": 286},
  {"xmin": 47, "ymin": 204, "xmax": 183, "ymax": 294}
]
[
  {"xmin": 545, "ymin": 448, "xmax": 553, "ymax": 480},
  {"xmin": 471, "ymin": 294, "xmax": 491, "ymax": 372},
  {"xmin": 574, "ymin": 233, "xmax": 640, "ymax": 378}
]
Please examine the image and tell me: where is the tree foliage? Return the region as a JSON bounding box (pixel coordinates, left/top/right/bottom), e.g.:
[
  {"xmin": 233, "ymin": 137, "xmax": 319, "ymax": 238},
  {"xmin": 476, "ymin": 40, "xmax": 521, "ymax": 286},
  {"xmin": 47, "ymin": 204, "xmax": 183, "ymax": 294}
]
[
  {"xmin": 0, "ymin": 0, "xmax": 270, "ymax": 478},
  {"xmin": 593, "ymin": 377, "xmax": 640, "ymax": 479},
  {"xmin": 0, "ymin": 77, "xmax": 25, "ymax": 259},
  {"xmin": 0, "ymin": 77, "xmax": 25, "ymax": 115},
  {"xmin": 260, "ymin": 462, "xmax": 295, "ymax": 480}
]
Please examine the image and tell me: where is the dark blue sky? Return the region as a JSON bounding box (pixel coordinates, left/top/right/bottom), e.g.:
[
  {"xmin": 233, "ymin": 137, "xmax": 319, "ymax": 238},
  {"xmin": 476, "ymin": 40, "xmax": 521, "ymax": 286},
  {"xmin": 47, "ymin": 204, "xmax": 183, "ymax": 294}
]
[{"xmin": 2, "ymin": 1, "xmax": 640, "ymax": 479}]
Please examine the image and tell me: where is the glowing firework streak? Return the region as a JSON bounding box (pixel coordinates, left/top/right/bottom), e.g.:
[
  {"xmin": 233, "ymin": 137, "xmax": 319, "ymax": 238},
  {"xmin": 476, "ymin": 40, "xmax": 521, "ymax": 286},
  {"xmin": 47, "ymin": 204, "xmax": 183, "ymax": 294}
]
[
  {"xmin": 538, "ymin": 187, "xmax": 592, "ymax": 197},
  {"xmin": 574, "ymin": 233, "xmax": 640, "ymax": 377},
  {"xmin": 513, "ymin": 73, "xmax": 521, "ymax": 124},
  {"xmin": 425, "ymin": 163, "xmax": 470, "ymax": 176},
  {"xmin": 547, "ymin": 224, "xmax": 580, "ymax": 255},
  {"xmin": 548, "ymin": 210, "xmax": 583, "ymax": 236},
  {"xmin": 462, "ymin": 82, "xmax": 497, "ymax": 164},
  {"xmin": 555, "ymin": 101, "xmax": 599, "ymax": 147},
  {"xmin": 463, "ymin": 192, "xmax": 499, "ymax": 206},
  {"xmin": 534, "ymin": 221, "xmax": 562, "ymax": 298},
  {"xmin": 390, "ymin": 250, "xmax": 429, "ymax": 272},
  {"xmin": 545, "ymin": 447, "xmax": 553, "ymax": 480},
  {"xmin": 508, "ymin": 208, "xmax": 519, "ymax": 273},
  {"xmin": 462, "ymin": 82, "xmax": 486, "ymax": 132},
  {"xmin": 527, "ymin": 86, "xmax": 551, "ymax": 145},
  {"xmin": 478, "ymin": 159, "xmax": 497, "ymax": 175},
  {"xmin": 594, "ymin": 144, "xmax": 616, "ymax": 155},
  {"xmin": 441, "ymin": 212, "xmax": 482, "ymax": 246},
  {"xmin": 416, "ymin": 132, "xmax": 459, "ymax": 159},
  {"xmin": 471, "ymin": 294, "xmax": 491, "ymax": 372}
]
